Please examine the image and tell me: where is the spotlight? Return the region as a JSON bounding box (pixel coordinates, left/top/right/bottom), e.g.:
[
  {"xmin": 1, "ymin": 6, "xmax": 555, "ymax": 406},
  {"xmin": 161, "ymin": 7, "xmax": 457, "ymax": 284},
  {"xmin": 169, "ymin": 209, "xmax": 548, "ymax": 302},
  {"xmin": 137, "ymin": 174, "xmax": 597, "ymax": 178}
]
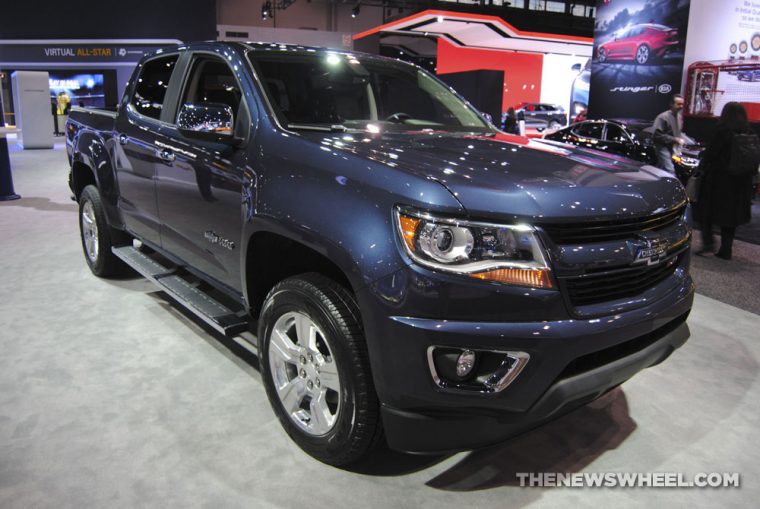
[
  {"xmin": 261, "ymin": 0, "xmax": 271, "ymax": 20},
  {"xmin": 351, "ymin": 3, "xmax": 360, "ymax": 18}
]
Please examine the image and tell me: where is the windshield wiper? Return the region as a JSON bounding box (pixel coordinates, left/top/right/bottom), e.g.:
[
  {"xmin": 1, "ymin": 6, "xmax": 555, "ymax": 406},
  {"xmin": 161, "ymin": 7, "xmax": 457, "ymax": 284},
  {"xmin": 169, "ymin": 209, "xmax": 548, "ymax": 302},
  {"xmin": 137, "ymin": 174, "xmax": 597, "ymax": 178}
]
[{"xmin": 287, "ymin": 123, "xmax": 348, "ymax": 132}]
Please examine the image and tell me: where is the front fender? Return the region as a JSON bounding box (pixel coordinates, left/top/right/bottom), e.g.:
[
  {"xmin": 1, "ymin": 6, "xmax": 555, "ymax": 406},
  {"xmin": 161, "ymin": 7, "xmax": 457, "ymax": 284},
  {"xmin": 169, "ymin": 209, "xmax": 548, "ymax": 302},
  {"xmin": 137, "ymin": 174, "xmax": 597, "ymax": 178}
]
[{"xmin": 241, "ymin": 215, "xmax": 371, "ymax": 302}]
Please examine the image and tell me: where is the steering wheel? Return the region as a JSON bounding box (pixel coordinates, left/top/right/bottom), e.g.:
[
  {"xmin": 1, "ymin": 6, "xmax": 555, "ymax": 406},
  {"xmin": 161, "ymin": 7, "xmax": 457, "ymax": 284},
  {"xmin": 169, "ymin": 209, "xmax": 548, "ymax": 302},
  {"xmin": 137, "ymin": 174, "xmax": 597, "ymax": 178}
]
[{"xmin": 385, "ymin": 112, "xmax": 412, "ymax": 124}]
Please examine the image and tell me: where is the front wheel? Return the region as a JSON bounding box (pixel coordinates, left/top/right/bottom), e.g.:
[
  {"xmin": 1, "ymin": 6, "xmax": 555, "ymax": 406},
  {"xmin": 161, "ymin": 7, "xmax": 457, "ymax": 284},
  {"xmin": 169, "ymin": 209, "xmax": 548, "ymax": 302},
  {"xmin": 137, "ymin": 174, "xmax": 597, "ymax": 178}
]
[
  {"xmin": 79, "ymin": 185, "xmax": 130, "ymax": 277},
  {"xmin": 258, "ymin": 273, "xmax": 382, "ymax": 466},
  {"xmin": 598, "ymin": 48, "xmax": 607, "ymax": 63}
]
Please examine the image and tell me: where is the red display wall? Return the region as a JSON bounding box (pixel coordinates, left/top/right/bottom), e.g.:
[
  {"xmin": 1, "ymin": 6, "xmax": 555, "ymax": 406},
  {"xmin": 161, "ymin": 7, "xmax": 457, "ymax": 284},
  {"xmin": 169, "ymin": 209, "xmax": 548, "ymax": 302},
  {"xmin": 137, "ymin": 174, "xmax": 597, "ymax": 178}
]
[{"xmin": 435, "ymin": 38, "xmax": 544, "ymax": 113}]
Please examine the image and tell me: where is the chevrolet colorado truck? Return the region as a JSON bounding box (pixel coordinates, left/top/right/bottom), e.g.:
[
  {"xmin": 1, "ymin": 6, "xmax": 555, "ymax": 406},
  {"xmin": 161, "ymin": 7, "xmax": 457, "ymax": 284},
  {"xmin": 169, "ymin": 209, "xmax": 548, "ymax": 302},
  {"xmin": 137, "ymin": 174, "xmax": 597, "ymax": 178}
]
[{"xmin": 67, "ymin": 42, "xmax": 694, "ymax": 466}]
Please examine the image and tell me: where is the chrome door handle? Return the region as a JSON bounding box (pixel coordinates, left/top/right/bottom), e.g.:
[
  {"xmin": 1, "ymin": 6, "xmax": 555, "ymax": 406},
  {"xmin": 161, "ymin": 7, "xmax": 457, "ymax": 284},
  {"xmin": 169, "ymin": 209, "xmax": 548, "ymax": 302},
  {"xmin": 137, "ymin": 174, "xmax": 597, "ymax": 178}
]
[
  {"xmin": 159, "ymin": 149, "xmax": 175, "ymax": 163},
  {"xmin": 118, "ymin": 134, "xmax": 128, "ymax": 145}
]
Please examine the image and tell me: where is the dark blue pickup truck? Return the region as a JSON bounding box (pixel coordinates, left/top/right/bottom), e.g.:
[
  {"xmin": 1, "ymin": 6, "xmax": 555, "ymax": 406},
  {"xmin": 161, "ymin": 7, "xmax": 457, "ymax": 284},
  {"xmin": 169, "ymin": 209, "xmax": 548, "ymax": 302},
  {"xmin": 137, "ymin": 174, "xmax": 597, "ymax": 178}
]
[{"xmin": 67, "ymin": 42, "xmax": 694, "ymax": 466}]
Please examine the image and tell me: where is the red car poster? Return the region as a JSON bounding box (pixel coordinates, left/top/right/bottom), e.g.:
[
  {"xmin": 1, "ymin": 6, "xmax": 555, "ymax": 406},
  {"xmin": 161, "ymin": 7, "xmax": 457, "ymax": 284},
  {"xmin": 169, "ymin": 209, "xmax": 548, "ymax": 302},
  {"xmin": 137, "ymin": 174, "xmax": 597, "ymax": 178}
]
[{"xmin": 588, "ymin": 0, "xmax": 692, "ymax": 120}]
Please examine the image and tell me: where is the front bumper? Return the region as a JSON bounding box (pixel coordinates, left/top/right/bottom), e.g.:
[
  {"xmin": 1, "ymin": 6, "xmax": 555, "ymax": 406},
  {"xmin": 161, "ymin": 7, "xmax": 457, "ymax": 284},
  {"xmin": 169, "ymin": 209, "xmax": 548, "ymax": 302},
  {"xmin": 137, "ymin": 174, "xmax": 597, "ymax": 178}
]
[
  {"xmin": 381, "ymin": 316, "xmax": 688, "ymax": 453},
  {"xmin": 357, "ymin": 265, "xmax": 694, "ymax": 453}
]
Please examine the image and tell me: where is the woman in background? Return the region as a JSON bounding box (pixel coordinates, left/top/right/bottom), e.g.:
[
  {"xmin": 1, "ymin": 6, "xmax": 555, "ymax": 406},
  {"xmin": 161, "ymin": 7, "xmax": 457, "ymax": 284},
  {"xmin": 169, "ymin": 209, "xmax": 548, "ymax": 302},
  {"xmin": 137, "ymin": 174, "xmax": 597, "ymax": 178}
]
[
  {"xmin": 501, "ymin": 107, "xmax": 519, "ymax": 135},
  {"xmin": 697, "ymin": 102, "xmax": 757, "ymax": 260}
]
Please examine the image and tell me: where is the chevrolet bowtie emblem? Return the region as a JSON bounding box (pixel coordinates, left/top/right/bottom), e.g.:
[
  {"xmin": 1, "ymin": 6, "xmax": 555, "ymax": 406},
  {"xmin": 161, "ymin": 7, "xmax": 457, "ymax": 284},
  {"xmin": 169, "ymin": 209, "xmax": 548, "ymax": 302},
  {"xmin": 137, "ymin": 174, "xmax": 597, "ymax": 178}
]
[{"xmin": 633, "ymin": 235, "xmax": 669, "ymax": 265}]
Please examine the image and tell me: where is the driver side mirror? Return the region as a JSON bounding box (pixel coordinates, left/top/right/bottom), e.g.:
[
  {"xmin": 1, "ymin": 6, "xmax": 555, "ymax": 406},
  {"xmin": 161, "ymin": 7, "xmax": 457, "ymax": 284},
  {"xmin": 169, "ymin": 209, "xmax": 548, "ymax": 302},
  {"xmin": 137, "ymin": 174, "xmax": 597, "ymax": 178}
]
[
  {"xmin": 571, "ymin": 63, "xmax": 582, "ymax": 72},
  {"xmin": 177, "ymin": 102, "xmax": 237, "ymax": 144},
  {"xmin": 481, "ymin": 112, "xmax": 493, "ymax": 124}
]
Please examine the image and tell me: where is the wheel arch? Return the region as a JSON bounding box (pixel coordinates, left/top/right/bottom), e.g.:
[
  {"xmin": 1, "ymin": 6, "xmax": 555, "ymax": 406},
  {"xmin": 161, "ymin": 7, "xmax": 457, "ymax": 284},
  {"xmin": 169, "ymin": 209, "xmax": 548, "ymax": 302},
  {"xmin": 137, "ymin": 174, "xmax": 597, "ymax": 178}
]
[
  {"xmin": 243, "ymin": 224, "xmax": 361, "ymax": 316},
  {"xmin": 71, "ymin": 130, "xmax": 125, "ymax": 229},
  {"xmin": 71, "ymin": 159, "xmax": 98, "ymax": 200}
]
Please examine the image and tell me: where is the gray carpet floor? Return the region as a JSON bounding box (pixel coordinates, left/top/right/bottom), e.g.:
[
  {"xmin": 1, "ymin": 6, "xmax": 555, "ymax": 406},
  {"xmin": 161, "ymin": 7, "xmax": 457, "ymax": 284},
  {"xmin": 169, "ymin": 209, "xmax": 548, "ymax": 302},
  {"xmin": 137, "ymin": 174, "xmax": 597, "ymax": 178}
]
[
  {"xmin": 1, "ymin": 144, "xmax": 759, "ymax": 508},
  {"xmin": 735, "ymin": 201, "xmax": 760, "ymax": 245}
]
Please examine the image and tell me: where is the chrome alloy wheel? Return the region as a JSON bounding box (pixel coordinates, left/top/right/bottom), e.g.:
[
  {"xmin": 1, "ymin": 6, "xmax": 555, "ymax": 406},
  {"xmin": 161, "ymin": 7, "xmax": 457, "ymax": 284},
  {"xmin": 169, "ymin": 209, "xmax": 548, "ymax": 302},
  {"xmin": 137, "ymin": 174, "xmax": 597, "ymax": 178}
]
[
  {"xmin": 81, "ymin": 200, "xmax": 99, "ymax": 262},
  {"xmin": 268, "ymin": 311, "xmax": 342, "ymax": 436},
  {"xmin": 636, "ymin": 45, "xmax": 649, "ymax": 64}
]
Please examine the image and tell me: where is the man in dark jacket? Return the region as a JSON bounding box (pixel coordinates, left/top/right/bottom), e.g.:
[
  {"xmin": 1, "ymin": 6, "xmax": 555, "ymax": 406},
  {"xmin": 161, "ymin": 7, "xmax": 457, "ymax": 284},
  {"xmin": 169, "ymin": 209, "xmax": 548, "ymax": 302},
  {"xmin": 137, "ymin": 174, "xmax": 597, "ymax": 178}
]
[{"xmin": 653, "ymin": 94, "xmax": 686, "ymax": 173}]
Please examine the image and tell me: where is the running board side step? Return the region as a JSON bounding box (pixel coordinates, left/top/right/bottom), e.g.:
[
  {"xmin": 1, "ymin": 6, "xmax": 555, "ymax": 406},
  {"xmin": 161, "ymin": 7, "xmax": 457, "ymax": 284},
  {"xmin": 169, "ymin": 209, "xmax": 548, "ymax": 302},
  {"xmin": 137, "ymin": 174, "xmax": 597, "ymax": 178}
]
[{"xmin": 112, "ymin": 246, "xmax": 249, "ymax": 337}]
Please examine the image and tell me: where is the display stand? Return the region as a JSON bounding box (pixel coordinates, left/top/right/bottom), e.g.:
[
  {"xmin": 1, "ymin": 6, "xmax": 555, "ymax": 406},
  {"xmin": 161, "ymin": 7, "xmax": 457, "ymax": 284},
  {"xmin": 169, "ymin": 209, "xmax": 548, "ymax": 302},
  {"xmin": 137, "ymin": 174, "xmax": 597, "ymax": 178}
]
[
  {"xmin": 11, "ymin": 71, "xmax": 53, "ymax": 150},
  {"xmin": 0, "ymin": 127, "xmax": 20, "ymax": 201}
]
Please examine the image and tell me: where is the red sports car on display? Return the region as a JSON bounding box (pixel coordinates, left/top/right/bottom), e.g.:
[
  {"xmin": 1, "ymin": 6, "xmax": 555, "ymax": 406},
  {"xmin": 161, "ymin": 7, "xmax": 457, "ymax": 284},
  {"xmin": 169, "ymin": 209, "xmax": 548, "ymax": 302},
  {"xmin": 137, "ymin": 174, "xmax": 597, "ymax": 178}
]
[{"xmin": 597, "ymin": 24, "xmax": 679, "ymax": 65}]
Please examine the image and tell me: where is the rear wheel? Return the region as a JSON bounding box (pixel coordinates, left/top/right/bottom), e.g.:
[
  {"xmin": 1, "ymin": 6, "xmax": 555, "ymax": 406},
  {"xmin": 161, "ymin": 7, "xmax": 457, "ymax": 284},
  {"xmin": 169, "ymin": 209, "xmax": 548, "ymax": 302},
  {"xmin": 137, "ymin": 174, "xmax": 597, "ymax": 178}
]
[
  {"xmin": 258, "ymin": 273, "xmax": 382, "ymax": 466},
  {"xmin": 635, "ymin": 45, "xmax": 650, "ymax": 65},
  {"xmin": 79, "ymin": 185, "xmax": 130, "ymax": 277},
  {"xmin": 549, "ymin": 120, "xmax": 561, "ymax": 130}
]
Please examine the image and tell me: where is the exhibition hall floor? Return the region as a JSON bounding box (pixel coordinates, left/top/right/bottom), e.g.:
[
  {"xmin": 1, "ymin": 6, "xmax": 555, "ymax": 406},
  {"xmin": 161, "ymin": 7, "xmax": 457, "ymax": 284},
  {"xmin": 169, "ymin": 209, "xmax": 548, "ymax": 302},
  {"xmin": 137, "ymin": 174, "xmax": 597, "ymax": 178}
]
[{"xmin": 1, "ymin": 145, "xmax": 759, "ymax": 508}]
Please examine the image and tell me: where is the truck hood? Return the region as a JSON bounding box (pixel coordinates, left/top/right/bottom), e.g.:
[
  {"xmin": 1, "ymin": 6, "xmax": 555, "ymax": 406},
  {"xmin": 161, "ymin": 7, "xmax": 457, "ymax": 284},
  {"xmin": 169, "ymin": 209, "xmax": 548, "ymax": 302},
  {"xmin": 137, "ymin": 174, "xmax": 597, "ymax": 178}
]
[{"xmin": 301, "ymin": 131, "xmax": 686, "ymax": 221}]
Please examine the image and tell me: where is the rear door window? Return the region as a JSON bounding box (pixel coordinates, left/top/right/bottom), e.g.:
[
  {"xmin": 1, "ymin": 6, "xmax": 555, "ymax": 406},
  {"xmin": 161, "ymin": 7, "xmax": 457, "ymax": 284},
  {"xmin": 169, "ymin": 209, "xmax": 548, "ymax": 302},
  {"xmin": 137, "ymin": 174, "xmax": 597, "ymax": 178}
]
[
  {"xmin": 130, "ymin": 54, "xmax": 179, "ymax": 120},
  {"xmin": 604, "ymin": 124, "xmax": 631, "ymax": 143}
]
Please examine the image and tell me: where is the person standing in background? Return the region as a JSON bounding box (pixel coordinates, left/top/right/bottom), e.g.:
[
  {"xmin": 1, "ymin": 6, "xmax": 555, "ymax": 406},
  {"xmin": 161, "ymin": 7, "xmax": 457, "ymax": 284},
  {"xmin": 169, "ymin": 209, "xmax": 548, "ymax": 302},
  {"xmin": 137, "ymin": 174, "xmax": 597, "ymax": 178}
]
[
  {"xmin": 696, "ymin": 102, "xmax": 759, "ymax": 260},
  {"xmin": 501, "ymin": 107, "xmax": 519, "ymax": 135},
  {"xmin": 56, "ymin": 91, "xmax": 70, "ymax": 115},
  {"xmin": 51, "ymin": 98, "xmax": 61, "ymax": 136},
  {"xmin": 653, "ymin": 94, "xmax": 686, "ymax": 173}
]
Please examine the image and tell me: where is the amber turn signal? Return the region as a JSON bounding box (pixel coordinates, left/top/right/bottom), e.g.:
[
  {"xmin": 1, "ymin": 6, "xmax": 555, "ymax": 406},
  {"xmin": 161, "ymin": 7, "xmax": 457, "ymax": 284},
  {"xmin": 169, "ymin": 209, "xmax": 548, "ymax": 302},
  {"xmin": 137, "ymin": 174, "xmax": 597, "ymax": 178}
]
[
  {"xmin": 398, "ymin": 214, "xmax": 420, "ymax": 252},
  {"xmin": 469, "ymin": 268, "xmax": 553, "ymax": 289}
]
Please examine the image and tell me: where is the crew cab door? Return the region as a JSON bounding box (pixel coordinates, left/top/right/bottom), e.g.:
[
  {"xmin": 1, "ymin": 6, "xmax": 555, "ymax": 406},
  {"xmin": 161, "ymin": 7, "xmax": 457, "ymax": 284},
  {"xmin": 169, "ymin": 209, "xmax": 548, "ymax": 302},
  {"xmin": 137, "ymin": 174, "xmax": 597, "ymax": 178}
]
[
  {"xmin": 154, "ymin": 51, "xmax": 254, "ymax": 292},
  {"xmin": 113, "ymin": 53, "xmax": 181, "ymax": 246}
]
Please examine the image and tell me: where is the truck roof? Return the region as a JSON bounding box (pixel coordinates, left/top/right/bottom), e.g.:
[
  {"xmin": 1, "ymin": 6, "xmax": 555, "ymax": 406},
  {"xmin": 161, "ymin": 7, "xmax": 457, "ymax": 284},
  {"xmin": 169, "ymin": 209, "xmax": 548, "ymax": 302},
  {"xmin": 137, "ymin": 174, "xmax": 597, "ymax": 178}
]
[
  {"xmin": 241, "ymin": 41, "xmax": 348, "ymax": 53},
  {"xmin": 146, "ymin": 41, "xmax": 394, "ymax": 63}
]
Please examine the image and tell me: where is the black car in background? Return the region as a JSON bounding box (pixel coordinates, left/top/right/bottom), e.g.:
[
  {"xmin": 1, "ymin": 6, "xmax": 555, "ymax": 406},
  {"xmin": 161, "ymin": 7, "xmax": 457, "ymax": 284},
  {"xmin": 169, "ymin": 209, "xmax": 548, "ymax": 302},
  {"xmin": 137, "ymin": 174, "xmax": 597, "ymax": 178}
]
[
  {"xmin": 503, "ymin": 102, "xmax": 567, "ymax": 130},
  {"xmin": 543, "ymin": 119, "xmax": 701, "ymax": 184}
]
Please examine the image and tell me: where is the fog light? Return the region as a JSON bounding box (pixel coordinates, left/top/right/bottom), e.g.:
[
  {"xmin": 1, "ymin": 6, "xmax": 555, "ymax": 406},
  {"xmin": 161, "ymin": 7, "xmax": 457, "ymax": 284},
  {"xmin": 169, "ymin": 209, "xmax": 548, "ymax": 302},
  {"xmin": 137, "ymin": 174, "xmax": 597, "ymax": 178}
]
[
  {"xmin": 428, "ymin": 346, "xmax": 530, "ymax": 393},
  {"xmin": 456, "ymin": 350, "xmax": 476, "ymax": 378}
]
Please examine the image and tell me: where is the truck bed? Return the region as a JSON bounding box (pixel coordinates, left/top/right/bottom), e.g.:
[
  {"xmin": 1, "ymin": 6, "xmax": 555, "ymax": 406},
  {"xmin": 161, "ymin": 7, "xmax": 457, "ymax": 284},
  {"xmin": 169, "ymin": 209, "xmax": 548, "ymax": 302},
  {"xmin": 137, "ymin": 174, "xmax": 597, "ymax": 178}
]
[{"xmin": 68, "ymin": 107, "xmax": 117, "ymax": 133}]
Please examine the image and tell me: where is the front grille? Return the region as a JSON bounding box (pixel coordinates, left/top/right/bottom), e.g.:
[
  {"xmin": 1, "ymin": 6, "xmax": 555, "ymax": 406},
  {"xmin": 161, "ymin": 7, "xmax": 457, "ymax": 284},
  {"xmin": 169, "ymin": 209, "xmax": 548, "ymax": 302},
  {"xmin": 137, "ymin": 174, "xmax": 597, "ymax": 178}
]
[
  {"xmin": 540, "ymin": 205, "xmax": 686, "ymax": 244},
  {"xmin": 563, "ymin": 255, "xmax": 680, "ymax": 307}
]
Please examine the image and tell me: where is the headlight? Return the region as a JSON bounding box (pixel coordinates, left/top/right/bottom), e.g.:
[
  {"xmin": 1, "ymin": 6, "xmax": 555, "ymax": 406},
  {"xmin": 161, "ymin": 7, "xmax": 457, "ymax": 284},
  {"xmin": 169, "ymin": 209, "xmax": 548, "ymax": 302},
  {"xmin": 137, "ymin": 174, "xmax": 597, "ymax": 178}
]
[{"xmin": 394, "ymin": 207, "xmax": 553, "ymax": 289}]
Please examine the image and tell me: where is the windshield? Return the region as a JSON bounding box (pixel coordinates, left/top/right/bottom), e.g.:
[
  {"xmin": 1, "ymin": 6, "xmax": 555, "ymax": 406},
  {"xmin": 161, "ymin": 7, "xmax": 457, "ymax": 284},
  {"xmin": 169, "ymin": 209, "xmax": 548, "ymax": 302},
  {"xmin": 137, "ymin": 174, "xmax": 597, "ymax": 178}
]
[{"xmin": 247, "ymin": 51, "xmax": 491, "ymax": 133}]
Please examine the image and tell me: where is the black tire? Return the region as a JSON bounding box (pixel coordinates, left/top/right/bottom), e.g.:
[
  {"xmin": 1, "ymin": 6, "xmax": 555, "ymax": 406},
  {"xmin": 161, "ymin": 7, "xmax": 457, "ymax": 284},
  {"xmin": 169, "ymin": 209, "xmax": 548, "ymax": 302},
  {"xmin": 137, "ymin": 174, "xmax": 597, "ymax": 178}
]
[
  {"xmin": 598, "ymin": 48, "xmax": 606, "ymax": 63},
  {"xmin": 78, "ymin": 185, "xmax": 130, "ymax": 277},
  {"xmin": 258, "ymin": 273, "xmax": 382, "ymax": 466}
]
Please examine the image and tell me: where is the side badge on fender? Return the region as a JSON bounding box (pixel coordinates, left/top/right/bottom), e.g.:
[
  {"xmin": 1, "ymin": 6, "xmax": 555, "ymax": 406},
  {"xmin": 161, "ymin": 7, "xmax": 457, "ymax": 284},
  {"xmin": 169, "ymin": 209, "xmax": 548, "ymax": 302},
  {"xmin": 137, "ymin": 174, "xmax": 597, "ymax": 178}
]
[{"xmin": 204, "ymin": 230, "xmax": 236, "ymax": 251}]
